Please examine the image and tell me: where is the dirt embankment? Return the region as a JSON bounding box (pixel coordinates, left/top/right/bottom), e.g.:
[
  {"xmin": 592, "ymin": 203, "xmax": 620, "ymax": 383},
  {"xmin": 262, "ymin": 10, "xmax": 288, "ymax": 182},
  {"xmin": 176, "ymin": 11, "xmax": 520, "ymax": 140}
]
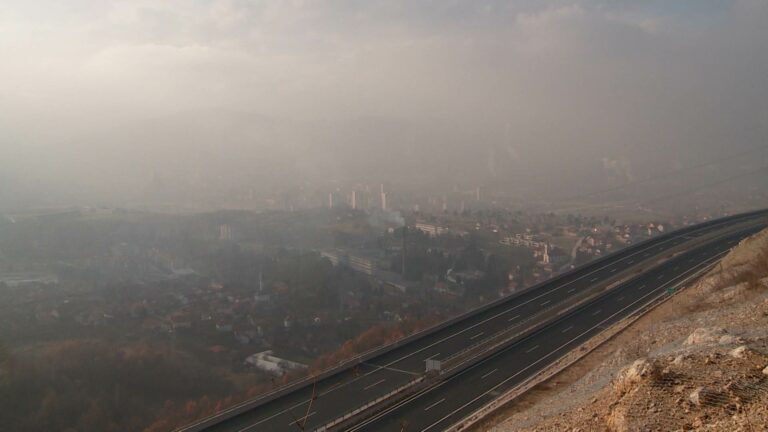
[{"xmin": 482, "ymin": 228, "xmax": 768, "ymax": 432}]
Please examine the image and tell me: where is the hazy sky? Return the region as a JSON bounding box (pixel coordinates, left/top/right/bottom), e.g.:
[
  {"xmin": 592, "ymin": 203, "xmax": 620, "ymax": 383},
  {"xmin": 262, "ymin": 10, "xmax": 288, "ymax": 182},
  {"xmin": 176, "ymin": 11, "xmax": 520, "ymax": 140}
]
[{"xmin": 1, "ymin": 1, "xmax": 767, "ymax": 206}]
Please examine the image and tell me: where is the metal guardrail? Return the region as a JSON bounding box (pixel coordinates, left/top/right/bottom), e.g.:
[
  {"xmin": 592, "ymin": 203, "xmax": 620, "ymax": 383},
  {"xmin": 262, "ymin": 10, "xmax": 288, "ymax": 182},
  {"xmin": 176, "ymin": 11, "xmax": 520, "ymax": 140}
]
[
  {"xmin": 311, "ymin": 225, "xmax": 762, "ymax": 432},
  {"xmin": 442, "ymin": 242, "xmax": 740, "ymax": 432},
  {"xmin": 437, "ymin": 219, "xmax": 759, "ymax": 373},
  {"xmin": 176, "ymin": 210, "xmax": 768, "ymax": 432},
  {"xmin": 313, "ymin": 376, "xmax": 426, "ymax": 432},
  {"xmin": 334, "ymin": 224, "xmax": 763, "ymax": 432}
]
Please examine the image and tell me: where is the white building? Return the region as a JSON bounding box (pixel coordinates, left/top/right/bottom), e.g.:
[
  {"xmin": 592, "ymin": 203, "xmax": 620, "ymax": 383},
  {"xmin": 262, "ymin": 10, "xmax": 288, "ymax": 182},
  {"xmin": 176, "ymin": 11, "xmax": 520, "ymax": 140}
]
[{"xmin": 244, "ymin": 351, "xmax": 308, "ymax": 376}]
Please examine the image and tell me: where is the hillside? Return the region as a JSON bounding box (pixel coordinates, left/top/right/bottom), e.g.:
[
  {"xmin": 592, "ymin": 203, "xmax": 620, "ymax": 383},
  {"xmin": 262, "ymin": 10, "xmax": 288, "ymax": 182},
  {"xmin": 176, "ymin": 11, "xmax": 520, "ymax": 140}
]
[{"xmin": 482, "ymin": 227, "xmax": 768, "ymax": 431}]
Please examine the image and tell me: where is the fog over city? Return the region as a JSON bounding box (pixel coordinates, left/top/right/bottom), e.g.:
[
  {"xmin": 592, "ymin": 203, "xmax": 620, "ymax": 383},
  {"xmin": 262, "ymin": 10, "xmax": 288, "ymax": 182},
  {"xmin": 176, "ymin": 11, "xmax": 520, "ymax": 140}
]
[
  {"xmin": 1, "ymin": 1, "xmax": 768, "ymax": 209},
  {"xmin": 5, "ymin": 3, "xmax": 768, "ymax": 432}
]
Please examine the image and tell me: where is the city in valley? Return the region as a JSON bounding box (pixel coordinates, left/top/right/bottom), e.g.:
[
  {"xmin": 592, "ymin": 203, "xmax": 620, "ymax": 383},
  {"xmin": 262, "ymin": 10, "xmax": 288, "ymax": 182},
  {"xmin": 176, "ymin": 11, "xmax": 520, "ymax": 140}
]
[
  {"xmin": 0, "ymin": 188, "xmax": 753, "ymax": 431},
  {"xmin": 1, "ymin": 1, "xmax": 768, "ymax": 432}
]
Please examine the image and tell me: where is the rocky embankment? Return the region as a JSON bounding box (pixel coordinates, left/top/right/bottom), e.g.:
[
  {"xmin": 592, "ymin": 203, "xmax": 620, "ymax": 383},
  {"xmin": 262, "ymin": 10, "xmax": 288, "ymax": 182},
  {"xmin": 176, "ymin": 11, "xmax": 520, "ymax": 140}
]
[{"xmin": 485, "ymin": 228, "xmax": 768, "ymax": 432}]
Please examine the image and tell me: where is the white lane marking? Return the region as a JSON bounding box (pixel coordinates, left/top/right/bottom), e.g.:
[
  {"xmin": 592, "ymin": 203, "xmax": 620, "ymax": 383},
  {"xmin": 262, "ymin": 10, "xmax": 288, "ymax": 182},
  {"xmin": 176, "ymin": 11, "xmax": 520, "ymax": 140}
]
[
  {"xmin": 424, "ymin": 398, "xmax": 446, "ymax": 411},
  {"xmin": 243, "ymin": 239, "xmax": 746, "ymax": 432},
  {"xmin": 241, "ymin": 232, "xmax": 749, "ymax": 432},
  {"xmin": 561, "ymin": 325, "xmax": 573, "ymax": 333},
  {"xmin": 364, "ymin": 379, "xmax": 386, "ymax": 390},
  {"xmin": 347, "ymin": 247, "xmax": 735, "ymax": 432},
  {"xmin": 617, "ymin": 296, "xmax": 624, "ymax": 301},
  {"xmin": 361, "ymin": 363, "xmax": 419, "ymax": 376},
  {"xmin": 481, "ymin": 369, "xmax": 498, "ymax": 379},
  {"xmin": 567, "ymin": 288, "xmax": 576, "ymax": 293},
  {"xmin": 590, "ymin": 277, "xmax": 599, "ymax": 282},
  {"xmin": 627, "ymin": 260, "xmax": 634, "ymax": 264},
  {"xmin": 287, "ymin": 411, "xmax": 315, "ymax": 426},
  {"xmin": 424, "ymin": 353, "xmax": 440, "ymax": 361},
  {"xmin": 592, "ymin": 309, "xmax": 602, "ymax": 316},
  {"xmin": 657, "ymin": 274, "xmax": 664, "ymax": 280},
  {"xmin": 525, "ymin": 345, "xmax": 540, "ymax": 353},
  {"xmin": 470, "ymin": 332, "xmax": 484, "ymax": 340},
  {"xmin": 638, "ymin": 284, "xmax": 646, "ymax": 290},
  {"xmin": 412, "ymin": 251, "xmax": 731, "ymax": 432},
  {"xmin": 609, "ymin": 268, "xmax": 617, "ymax": 273},
  {"xmin": 540, "ymin": 300, "xmax": 551, "ymax": 306},
  {"xmin": 508, "ymin": 315, "xmax": 520, "ymax": 322}
]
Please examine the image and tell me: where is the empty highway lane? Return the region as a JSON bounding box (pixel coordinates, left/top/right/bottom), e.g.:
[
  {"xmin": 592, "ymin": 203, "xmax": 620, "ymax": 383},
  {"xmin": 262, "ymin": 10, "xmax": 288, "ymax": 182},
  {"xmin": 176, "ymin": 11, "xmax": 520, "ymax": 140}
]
[{"xmin": 180, "ymin": 211, "xmax": 767, "ymax": 432}]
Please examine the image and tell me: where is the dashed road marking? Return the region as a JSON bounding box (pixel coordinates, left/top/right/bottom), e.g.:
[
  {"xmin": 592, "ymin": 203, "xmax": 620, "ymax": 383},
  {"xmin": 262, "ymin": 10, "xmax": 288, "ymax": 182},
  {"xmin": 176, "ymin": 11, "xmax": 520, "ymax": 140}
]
[
  {"xmin": 424, "ymin": 398, "xmax": 446, "ymax": 411},
  {"xmin": 481, "ymin": 369, "xmax": 498, "ymax": 379},
  {"xmin": 364, "ymin": 379, "xmax": 386, "ymax": 390}
]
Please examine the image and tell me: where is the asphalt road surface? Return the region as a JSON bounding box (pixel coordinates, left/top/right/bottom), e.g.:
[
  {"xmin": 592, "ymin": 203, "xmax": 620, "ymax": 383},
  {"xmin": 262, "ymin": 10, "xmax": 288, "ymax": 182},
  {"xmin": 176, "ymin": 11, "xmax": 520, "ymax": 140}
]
[
  {"xmin": 349, "ymin": 225, "xmax": 764, "ymax": 431},
  {"xmin": 186, "ymin": 211, "xmax": 767, "ymax": 432}
]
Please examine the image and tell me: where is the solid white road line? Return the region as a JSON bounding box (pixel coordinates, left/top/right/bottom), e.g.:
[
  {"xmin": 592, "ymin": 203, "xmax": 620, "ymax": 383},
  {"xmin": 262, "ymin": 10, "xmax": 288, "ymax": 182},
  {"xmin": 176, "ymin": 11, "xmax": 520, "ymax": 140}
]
[
  {"xmin": 362, "ymin": 363, "xmax": 420, "ymax": 376},
  {"xmin": 525, "ymin": 345, "xmax": 540, "ymax": 353},
  {"xmin": 287, "ymin": 411, "xmax": 315, "ymax": 427},
  {"xmin": 238, "ymin": 231, "xmax": 745, "ymax": 432},
  {"xmin": 561, "ymin": 325, "xmax": 573, "ymax": 333},
  {"xmin": 508, "ymin": 315, "xmax": 520, "ymax": 322},
  {"xmin": 540, "ymin": 300, "xmax": 551, "ymax": 306},
  {"xmin": 567, "ymin": 288, "xmax": 576, "ymax": 293},
  {"xmin": 345, "ymin": 244, "xmax": 735, "ymax": 432},
  {"xmin": 414, "ymin": 250, "xmax": 730, "ymax": 432},
  {"xmin": 470, "ymin": 332, "xmax": 484, "ymax": 340}
]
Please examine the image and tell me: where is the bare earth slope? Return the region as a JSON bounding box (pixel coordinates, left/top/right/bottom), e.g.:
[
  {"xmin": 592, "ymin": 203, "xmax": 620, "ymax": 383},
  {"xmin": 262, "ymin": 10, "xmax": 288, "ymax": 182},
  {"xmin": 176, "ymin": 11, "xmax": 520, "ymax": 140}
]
[{"xmin": 482, "ymin": 228, "xmax": 768, "ymax": 432}]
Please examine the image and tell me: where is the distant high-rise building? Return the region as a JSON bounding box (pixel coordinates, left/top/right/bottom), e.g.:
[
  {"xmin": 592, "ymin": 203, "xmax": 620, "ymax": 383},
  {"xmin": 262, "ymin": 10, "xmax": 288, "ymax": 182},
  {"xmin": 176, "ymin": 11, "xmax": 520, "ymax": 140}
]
[
  {"xmin": 380, "ymin": 183, "xmax": 389, "ymax": 210},
  {"xmin": 219, "ymin": 224, "xmax": 232, "ymax": 241},
  {"xmin": 475, "ymin": 187, "xmax": 481, "ymax": 202},
  {"xmin": 328, "ymin": 192, "xmax": 335, "ymax": 208},
  {"xmin": 350, "ymin": 190, "xmax": 369, "ymax": 210}
]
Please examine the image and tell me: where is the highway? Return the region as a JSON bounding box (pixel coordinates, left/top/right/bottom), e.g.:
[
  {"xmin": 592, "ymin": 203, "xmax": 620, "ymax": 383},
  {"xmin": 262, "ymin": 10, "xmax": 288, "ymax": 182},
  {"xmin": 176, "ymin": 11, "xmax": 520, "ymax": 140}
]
[
  {"xmin": 349, "ymin": 225, "xmax": 764, "ymax": 431},
  {"xmin": 180, "ymin": 211, "xmax": 768, "ymax": 432}
]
